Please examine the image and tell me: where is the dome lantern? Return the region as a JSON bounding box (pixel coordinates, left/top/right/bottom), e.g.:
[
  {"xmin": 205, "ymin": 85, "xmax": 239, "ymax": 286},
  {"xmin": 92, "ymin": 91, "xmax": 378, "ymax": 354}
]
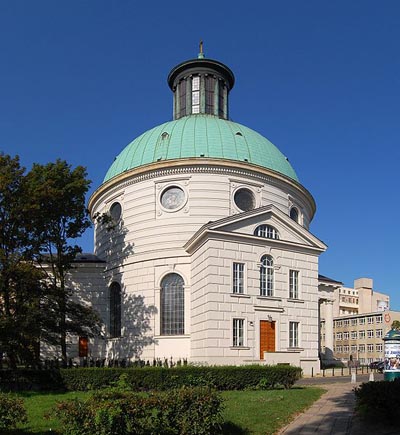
[{"xmin": 167, "ymin": 43, "xmax": 235, "ymax": 120}]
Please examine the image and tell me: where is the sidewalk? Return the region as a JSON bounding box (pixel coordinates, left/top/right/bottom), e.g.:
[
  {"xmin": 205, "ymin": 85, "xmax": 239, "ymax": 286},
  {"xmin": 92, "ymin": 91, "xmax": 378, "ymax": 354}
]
[{"xmin": 278, "ymin": 381, "xmax": 398, "ymax": 435}]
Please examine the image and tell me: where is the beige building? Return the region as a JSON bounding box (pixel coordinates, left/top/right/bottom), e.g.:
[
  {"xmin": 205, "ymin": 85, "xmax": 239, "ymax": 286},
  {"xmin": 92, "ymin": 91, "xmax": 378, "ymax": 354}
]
[
  {"xmin": 319, "ymin": 277, "xmax": 395, "ymax": 364},
  {"xmin": 42, "ymin": 50, "xmax": 338, "ymax": 375}
]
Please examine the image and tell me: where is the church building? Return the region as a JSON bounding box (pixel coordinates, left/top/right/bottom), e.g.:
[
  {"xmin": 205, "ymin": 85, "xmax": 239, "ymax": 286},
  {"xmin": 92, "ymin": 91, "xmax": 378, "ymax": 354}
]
[{"xmin": 69, "ymin": 49, "xmax": 330, "ymax": 375}]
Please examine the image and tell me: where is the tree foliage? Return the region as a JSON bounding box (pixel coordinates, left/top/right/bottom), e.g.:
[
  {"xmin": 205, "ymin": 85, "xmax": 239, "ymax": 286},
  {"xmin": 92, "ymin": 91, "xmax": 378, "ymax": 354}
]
[
  {"xmin": 391, "ymin": 320, "xmax": 400, "ymax": 331},
  {"xmin": 0, "ymin": 154, "xmax": 102, "ymax": 367}
]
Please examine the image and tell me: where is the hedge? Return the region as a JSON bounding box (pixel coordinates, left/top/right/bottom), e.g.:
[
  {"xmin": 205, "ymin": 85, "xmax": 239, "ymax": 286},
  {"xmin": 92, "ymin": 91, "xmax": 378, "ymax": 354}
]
[
  {"xmin": 52, "ymin": 387, "xmax": 224, "ymax": 435},
  {"xmin": 0, "ymin": 365, "xmax": 302, "ymax": 392},
  {"xmin": 354, "ymin": 379, "xmax": 400, "ymax": 423}
]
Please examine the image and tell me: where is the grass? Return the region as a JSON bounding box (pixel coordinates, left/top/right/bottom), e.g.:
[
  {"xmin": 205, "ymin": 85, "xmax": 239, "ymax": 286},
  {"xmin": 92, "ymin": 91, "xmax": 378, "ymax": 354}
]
[
  {"xmin": 8, "ymin": 387, "xmax": 324, "ymax": 434},
  {"xmin": 221, "ymin": 387, "xmax": 324, "ymax": 434}
]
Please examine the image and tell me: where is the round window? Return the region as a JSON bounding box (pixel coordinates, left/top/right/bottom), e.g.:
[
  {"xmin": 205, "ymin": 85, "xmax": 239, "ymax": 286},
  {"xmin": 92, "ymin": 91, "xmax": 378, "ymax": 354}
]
[
  {"xmin": 234, "ymin": 188, "xmax": 255, "ymax": 212},
  {"xmin": 110, "ymin": 202, "xmax": 122, "ymax": 222},
  {"xmin": 160, "ymin": 186, "xmax": 186, "ymax": 210}
]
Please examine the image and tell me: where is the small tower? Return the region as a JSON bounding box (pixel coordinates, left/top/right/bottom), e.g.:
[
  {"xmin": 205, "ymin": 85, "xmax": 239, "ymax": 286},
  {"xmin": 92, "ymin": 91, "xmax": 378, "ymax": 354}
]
[{"xmin": 167, "ymin": 43, "xmax": 235, "ymax": 120}]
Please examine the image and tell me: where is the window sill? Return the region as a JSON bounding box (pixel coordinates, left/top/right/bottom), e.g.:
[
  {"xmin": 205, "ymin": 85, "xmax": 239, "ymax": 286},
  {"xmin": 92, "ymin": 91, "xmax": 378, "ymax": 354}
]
[
  {"xmin": 155, "ymin": 334, "xmax": 190, "ymax": 339},
  {"xmin": 230, "ymin": 293, "xmax": 251, "ymax": 298},
  {"xmin": 257, "ymin": 296, "xmax": 282, "ymax": 302},
  {"xmin": 287, "ymin": 347, "xmax": 304, "ymax": 352},
  {"xmin": 230, "ymin": 346, "xmax": 250, "ymax": 350},
  {"xmin": 287, "ymin": 298, "xmax": 304, "ymax": 304}
]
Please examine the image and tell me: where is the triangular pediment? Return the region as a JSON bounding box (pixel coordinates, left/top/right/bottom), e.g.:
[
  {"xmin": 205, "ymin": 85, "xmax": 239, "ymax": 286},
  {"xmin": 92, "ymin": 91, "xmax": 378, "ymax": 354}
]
[{"xmin": 185, "ymin": 204, "xmax": 327, "ymax": 253}]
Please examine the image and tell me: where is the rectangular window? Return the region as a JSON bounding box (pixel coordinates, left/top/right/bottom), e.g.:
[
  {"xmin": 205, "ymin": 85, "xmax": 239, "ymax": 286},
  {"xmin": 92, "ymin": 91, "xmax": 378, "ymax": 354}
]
[
  {"xmin": 337, "ymin": 345, "xmax": 342, "ymax": 352},
  {"xmin": 359, "ymin": 317, "xmax": 365, "ymax": 325},
  {"xmin": 351, "ymin": 319, "xmax": 357, "ymax": 326},
  {"xmin": 192, "ymin": 76, "xmax": 200, "ymax": 114},
  {"xmin": 336, "ymin": 320, "xmax": 342, "ymax": 328},
  {"xmin": 289, "ymin": 270, "xmax": 299, "ymax": 299},
  {"xmin": 344, "ymin": 319, "xmax": 350, "ymax": 326},
  {"xmin": 351, "ymin": 345, "xmax": 357, "ymax": 353},
  {"xmin": 233, "ymin": 318, "xmax": 244, "ymax": 347},
  {"xmin": 376, "ymin": 315, "xmax": 383, "ymax": 324},
  {"xmin": 351, "ymin": 331, "xmax": 357, "ymax": 339},
  {"xmin": 367, "ymin": 344, "xmax": 374, "ymax": 352},
  {"xmin": 205, "ymin": 76, "xmax": 215, "ymax": 114},
  {"xmin": 343, "ymin": 332, "xmax": 349, "ymax": 340},
  {"xmin": 376, "ymin": 343, "xmax": 383, "ymax": 353},
  {"xmin": 336, "ymin": 332, "xmax": 342, "ymax": 341},
  {"xmin": 359, "ymin": 330, "xmax": 365, "ymax": 339},
  {"xmin": 367, "ymin": 316, "xmax": 374, "ymax": 324},
  {"xmin": 233, "ymin": 263, "xmax": 245, "ymax": 294},
  {"xmin": 344, "ymin": 345, "xmax": 349, "ymax": 353},
  {"xmin": 179, "ymin": 80, "xmax": 187, "ymax": 118},
  {"xmin": 289, "ymin": 321, "xmax": 299, "ymax": 348},
  {"xmin": 359, "ymin": 344, "xmax": 365, "ymax": 353},
  {"xmin": 376, "ymin": 329, "xmax": 383, "ymax": 338},
  {"xmin": 367, "ymin": 330, "xmax": 374, "ymax": 338}
]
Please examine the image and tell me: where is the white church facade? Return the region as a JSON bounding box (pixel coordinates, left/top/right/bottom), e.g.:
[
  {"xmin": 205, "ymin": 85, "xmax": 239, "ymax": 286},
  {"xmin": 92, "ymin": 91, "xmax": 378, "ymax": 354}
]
[{"xmin": 64, "ymin": 50, "xmax": 338, "ymax": 375}]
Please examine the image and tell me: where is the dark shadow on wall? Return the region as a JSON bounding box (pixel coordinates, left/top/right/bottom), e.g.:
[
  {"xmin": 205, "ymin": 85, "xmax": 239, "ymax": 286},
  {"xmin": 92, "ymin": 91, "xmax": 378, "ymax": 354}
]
[{"xmin": 108, "ymin": 294, "xmax": 157, "ymax": 360}]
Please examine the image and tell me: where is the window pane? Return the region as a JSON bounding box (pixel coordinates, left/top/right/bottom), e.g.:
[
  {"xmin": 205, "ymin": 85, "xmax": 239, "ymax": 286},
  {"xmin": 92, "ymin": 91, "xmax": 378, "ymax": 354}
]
[
  {"xmin": 161, "ymin": 273, "xmax": 184, "ymax": 335},
  {"xmin": 260, "ymin": 255, "xmax": 273, "ymax": 296},
  {"xmin": 110, "ymin": 282, "xmax": 122, "ymax": 338},
  {"xmin": 233, "ymin": 263, "xmax": 244, "ymax": 294},
  {"xmin": 233, "ymin": 318, "xmax": 244, "ymax": 347},
  {"xmin": 254, "ymin": 224, "xmax": 279, "ymax": 240},
  {"xmin": 289, "ymin": 321, "xmax": 299, "ymax": 347},
  {"xmin": 289, "ymin": 270, "xmax": 299, "ymax": 299}
]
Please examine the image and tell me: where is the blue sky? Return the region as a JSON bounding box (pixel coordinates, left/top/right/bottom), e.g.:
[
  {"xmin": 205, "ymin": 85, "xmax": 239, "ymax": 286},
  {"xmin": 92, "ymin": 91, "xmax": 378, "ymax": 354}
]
[{"xmin": 1, "ymin": 1, "xmax": 399, "ymax": 307}]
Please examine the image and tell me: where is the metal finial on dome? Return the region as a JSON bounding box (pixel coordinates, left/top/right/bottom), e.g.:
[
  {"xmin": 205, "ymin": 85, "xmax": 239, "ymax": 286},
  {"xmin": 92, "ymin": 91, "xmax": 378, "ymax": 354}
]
[{"xmin": 198, "ymin": 40, "xmax": 205, "ymax": 59}]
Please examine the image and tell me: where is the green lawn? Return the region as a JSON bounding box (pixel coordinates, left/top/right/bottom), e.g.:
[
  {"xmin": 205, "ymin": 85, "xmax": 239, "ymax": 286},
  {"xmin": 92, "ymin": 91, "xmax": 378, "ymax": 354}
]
[
  {"xmin": 11, "ymin": 387, "xmax": 324, "ymax": 434},
  {"xmin": 221, "ymin": 388, "xmax": 324, "ymax": 434}
]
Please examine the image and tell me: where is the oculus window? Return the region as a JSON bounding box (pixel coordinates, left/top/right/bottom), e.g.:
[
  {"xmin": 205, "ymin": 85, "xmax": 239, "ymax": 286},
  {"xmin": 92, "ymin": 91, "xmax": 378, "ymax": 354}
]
[
  {"xmin": 161, "ymin": 273, "xmax": 184, "ymax": 335},
  {"xmin": 160, "ymin": 186, "xmax": 186, "ymax": 211},
  {"xmin": 234, "ymin": 188, "xmax": 255, "ymax": 212}
]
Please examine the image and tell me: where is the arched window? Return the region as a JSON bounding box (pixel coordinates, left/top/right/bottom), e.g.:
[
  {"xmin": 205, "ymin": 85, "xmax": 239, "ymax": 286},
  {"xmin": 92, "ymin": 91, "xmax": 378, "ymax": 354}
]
[
  {"xmin": 260, "ymin": 255, "xmax": 274, "ymax": 297},
  {"xmin": 161, "ymin": 273, "xmax": 184, "ymax": 335},
  {"xmin": 109, "ymin": 282, "xmax": 122, "ymax": 338},
  {"xmin": 254, "ymin": 224, "xmax": 279, "ymax": 240},
  {"xmin": 290, "ymin": 207, "xmax": 299, "ymax": 223}
]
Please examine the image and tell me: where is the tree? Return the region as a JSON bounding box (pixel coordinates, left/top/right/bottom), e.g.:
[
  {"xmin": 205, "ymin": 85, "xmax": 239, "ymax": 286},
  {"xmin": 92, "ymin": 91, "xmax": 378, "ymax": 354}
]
[
  {"xmin": 0, "ymin": 154, "xmax": 48, "ymax": 367},
  {"xmin": 25, "ymin": 160, "xmax": 102, "ymax": 366},
  {"xmin": 391, "ymin": 320, "xmax": 400, "ymax": 330},
  {"xmin": 0, "ymin": 155, "xmax": 102, "ymax": 368}
]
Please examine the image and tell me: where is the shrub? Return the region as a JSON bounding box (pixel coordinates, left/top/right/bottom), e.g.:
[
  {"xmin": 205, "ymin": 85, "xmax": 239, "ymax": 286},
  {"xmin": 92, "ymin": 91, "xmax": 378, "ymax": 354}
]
[
  {"xmin": 0, "ymin": 392, "xmax": 27, "ymax": 430},
  {"xmin": 0, "ymin": 368, "xmax": 64, "ymax": 391},
  {"xmin": 354, "ymin": 379, "xmax": 400, "ymax": 423},
  {"xmin": 59, "ymin": 365, "xmax": 302, "ymax": 392},
  {"xmin": 52, "ymin": 387, "xmax": 224, "ymax": 435}
]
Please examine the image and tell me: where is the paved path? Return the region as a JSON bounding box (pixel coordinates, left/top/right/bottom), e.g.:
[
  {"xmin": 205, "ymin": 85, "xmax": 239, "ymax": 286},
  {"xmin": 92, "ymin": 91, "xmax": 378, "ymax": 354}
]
[{"xmin": 277, "ymin": 380, "xmax": 398, "ymax": 435}]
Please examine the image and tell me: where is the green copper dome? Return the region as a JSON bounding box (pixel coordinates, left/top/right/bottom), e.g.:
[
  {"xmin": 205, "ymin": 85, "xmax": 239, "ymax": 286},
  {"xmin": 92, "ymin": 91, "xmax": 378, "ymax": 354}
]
[{"xmin": 104, "ymin": 115, "xmax": 298, "ymax": 183}]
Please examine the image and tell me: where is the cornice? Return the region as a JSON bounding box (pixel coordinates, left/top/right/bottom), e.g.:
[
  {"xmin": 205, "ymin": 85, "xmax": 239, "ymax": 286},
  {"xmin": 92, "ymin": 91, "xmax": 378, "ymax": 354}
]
[{"xmin": 88, "ymin": 158, "xmax": 316, "ymax": 217}]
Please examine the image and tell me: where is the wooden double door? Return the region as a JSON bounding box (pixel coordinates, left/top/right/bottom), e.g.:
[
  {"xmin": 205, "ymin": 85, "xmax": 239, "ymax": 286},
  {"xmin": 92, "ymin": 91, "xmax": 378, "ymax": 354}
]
[{"xmin": 260, "ymin": 320, "xmax": 275, "ymax": 359}]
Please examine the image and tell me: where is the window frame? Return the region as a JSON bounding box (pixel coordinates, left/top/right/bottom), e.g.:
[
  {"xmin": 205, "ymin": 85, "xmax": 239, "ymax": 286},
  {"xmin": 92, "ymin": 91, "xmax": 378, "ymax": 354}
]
[
  {"xmin": 160, "ymin": 273, "xmax": 185, "ymax": 336},
  {"xmin": 289, "ymin": 321, "xmax": 299, "ymax": 348},
  {"xmin": 289, "ymin": 270, "xmax": 299, "ymax": 299},
  {"xmin": 109, "ymin": 282, "xmax": 122, "ymax": 338},
  {"xmin": 260, "ymin": 255, "xmax": 274, "ymax": 297},
  {"xmin": 232, "ymin": 318, "xmax": 245, "ymax": 347},
  {"xmin": 254, "ymin": 224, "xmax": 280, "ymax": 240},
  {"xmin": 232, "ymin": 262, "xmax": 245, "ymax": 294}
]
